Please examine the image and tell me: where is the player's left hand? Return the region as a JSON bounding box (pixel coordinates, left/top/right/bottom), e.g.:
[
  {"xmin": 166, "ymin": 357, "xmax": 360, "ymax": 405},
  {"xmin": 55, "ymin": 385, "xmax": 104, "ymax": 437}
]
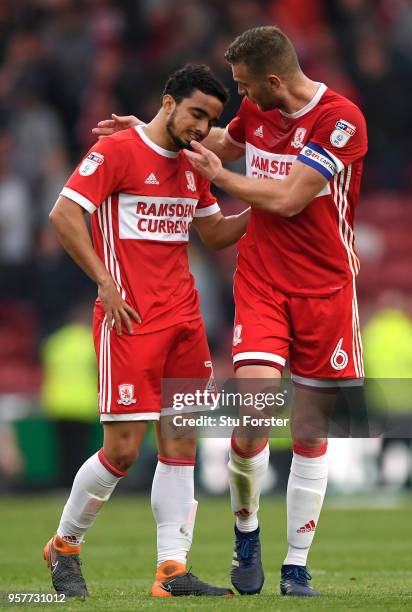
[{"xmin": 183, "ymin": 141, "xmax": 223, "ymax": 181}]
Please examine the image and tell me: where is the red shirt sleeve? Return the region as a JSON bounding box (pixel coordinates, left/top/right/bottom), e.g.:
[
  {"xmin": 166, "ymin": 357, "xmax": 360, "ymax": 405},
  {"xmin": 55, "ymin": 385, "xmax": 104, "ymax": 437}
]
[
  {"xmin": 298, "ymin": 103, "xmax": 368, "ymax": 179},
  {"xmin": 60, "ymin": 136, "xmax": 129, "ymax": 213},
  {"xmin": 225, "ymin": 99, "xmax": 248, "ymax": 149},
  {"xmin": 194, "ymin": 176, "xmax": 220, "ymax": 218}
]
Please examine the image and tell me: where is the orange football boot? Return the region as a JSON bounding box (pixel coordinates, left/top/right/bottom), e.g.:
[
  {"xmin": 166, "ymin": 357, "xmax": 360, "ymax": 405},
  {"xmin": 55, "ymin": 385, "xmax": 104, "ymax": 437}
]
[{"xmin": 151, "ymin": 560, "xmax": 234, "ymax": 597}]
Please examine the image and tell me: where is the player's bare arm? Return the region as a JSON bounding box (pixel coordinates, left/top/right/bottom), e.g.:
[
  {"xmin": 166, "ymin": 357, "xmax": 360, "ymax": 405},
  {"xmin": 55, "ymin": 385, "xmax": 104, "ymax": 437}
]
[
  {"xmin": 184, "ymin": 141, "xmax": 328, "ymax": 217},
  {"xmin": 192, "ymin": 208, "xmax": 250, "ymax": 250},
  {"xmin": 49, "ymin": 196, "xmax": 141, "ymax": 334},
  {"xmin": 200, "ymin": 127, "xmax": 245, "ymax": 162}
]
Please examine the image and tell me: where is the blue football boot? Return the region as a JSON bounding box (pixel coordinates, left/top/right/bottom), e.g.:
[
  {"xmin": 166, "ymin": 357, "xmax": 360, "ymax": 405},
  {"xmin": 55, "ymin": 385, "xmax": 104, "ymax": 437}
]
[
  {"xmin": 280, "ymin": 564, "xmax": 320, "ymax": 596},
  {"xmin": 230, "ymin": 525, "xmax": 264, "ymax": 595}
]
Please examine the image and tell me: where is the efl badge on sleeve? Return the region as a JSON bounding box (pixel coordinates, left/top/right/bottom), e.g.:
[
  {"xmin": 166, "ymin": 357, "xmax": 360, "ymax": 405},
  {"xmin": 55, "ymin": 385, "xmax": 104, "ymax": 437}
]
[
  {"xmin": 185, "ymin": 170, "xmax": 196, "ymax": 192},
  {"xmin": 117, "ymin": 384, "xmax": 137, "ymax": 406},
  {"xmin": 330, "ymin": 119, "xmax": 356, "ymax": 148},
  {"xmin": 79, "ymin": 152, "xmax": 105, "ymax": 176}
]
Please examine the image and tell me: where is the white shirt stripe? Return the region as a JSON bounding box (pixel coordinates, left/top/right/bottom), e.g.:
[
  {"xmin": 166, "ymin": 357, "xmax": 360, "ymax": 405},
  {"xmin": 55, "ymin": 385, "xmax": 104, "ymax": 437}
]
[
  {"xmin": 106, "ymin": 196, "xmax": 126, "ymax": 300},
  {"xmin": 97, "ymin": 205, "xmax": 109, "ymax": 273},
  {"xmin": 97, "ymin": 199, "xmax": 126, "ymax": 299}
]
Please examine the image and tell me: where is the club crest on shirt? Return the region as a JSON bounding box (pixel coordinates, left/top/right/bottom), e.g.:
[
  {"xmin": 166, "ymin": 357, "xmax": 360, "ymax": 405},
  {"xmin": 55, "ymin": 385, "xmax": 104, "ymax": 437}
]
[
  {"xmin": 204, "ymin": 360, "xmax": 217, "ymax": 393},
  {"xmin": 185, "ymin": 170, "xmax": 196, "ymax": 192},
  {"xmin": 330, "ymin": 119, "xmax": 356, "ymax": 148},
  {"xmin": 233, "ymin": 324, "xmax": 243, "ymax": 346},
  {"xmin": 291, "ymin": 127, "xmax": 307, "ymax": 149},
  {"xmin": 79, "ymin": 152, "xmax": 105, "ymax": 176},
  {"xmin": 117, "ymin": 383, "xmax": 137, "ymax": 406}
]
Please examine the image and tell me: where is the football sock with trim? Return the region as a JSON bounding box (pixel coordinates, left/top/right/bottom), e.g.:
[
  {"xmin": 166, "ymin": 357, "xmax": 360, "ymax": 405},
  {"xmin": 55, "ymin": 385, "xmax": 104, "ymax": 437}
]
[
  {"xmin": 57, "ymin": 449, "xmax": 126, "ymax": 546},
  {"xmin": 151, "ymin": 457, "xmax": 197, "ymax": 567},
  {"xmin": 283, "ymin": 442, "xmax": 328, "ymax": 566},
  {"xmin": 228, "ymin": 437, "xmax": 269, "ymax": 533}
]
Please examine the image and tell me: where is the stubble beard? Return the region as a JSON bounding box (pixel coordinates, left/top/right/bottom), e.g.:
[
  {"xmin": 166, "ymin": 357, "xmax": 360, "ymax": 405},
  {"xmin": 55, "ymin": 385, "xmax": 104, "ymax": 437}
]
[{"xmin": 166, "ymin": 111, "xmax": 190, "ymax": 150}]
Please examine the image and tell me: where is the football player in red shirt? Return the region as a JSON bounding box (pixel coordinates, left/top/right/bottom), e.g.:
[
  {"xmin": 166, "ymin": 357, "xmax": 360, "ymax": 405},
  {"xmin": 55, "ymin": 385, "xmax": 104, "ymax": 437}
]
[
  {"xmin": 44, "ymin": 64, "xmax": 249, "ymax": 599},
  {"xmin": 94, "ymin": 26, "xmax": 367, "ymax": 598}
]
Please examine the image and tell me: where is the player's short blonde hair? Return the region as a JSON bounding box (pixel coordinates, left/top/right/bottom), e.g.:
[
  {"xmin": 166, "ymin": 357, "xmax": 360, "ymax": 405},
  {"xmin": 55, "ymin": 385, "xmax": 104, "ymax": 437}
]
[{"xmin": 225, "ymin": 26, "xmax": 300, "ymax": 80}]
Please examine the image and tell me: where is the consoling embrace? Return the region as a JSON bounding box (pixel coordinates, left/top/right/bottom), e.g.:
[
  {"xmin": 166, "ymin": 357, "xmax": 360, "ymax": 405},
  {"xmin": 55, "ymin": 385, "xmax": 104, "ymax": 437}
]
[{"xmin": 44, "ymin": 25, "xmax": 367, "ymax": 599}]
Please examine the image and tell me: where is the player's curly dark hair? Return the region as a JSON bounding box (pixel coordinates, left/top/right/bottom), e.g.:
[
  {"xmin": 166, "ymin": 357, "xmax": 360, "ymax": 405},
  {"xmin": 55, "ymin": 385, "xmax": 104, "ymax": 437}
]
[
  {"xmin": 225, "ymin": 26, "xmax": 300, "ymax": 79},
  {"xmin": 163, "ymin": 64, "xmax": 229, "ymax": 106}
]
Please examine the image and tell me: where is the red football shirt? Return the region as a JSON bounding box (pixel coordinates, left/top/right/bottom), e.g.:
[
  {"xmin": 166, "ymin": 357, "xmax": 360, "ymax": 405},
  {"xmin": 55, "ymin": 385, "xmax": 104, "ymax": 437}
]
[
  {"xmin": 61, "ymin": 126, "xmax": 220, "ymax": 333},
  {"xmin": 226, "ymin": 84, "xmax": 368, "ymax": 296}
]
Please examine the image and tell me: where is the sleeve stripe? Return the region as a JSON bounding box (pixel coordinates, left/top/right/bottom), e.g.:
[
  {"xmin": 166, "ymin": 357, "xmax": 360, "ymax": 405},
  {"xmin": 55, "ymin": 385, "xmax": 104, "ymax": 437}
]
[
  {"xmin": 224, "ymin": 126, "xmax": 246, "ymax": 149},
  {"xmin": 60, "ymin": 187, "xmax": 97, "ymax": 213},
  {"xmin": 194, "ymin": 202, "xmax": 220, "ymax": 218},
  {"xmin": 297, "ymin": 156, "xmax": 334, "ymax": 180}
]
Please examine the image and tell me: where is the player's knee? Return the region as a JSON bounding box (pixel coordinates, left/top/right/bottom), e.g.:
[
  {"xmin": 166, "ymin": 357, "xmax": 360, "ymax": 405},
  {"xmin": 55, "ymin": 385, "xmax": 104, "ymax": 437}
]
[
  {"xmin": 293, "ymin": 437, "xmax": 326, "ymax": 449},
  {"xmin": 110, "ymin": 448, "xmax": 139, "ymax": 472},
  {"xmin": 232, "ymin": 436, "xmax": 267, "ymax": 454}
]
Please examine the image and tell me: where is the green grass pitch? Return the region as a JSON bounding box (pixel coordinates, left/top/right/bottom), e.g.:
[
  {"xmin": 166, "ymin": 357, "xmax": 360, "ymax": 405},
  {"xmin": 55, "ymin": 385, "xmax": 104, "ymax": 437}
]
[{"xmin": 1, "ymin": 495, "xmax": 412, "ymax": 610}]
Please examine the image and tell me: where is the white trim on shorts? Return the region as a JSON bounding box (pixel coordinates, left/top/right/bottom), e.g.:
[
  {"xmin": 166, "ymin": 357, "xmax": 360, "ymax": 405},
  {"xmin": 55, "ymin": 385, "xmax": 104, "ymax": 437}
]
[
  {"xmin": 100, "ymin": 412, "xmax": 160, "ymax": 422},
  {"xmin": 98, "ymin": 316, "xmax": 111, "ymax": 414},
  {"xmin": 161, "ymin": 404, "xmax": 211, "ymax": 417},
  {"xmin": 233, "ymin": 351, "xmax": 286, "ymax": 366},
  {"xmin": 291, "ymin": 374, "xmax": 364, "ymax": 388}
]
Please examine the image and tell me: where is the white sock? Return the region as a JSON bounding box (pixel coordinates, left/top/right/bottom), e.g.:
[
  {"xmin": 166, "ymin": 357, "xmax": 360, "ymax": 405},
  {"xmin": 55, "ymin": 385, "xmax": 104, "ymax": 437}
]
[
  {"xmin": 228, "ymin": 438, "xmax": 269, "ymax": 533},
  {"xmin": 283, "ymin": 443, "xmax": 328, "ymax": 566},
  {"xmin": 151, "ymin": 459, "xmax": 197, "ymax": 566},
  {"xmin": 57, "ymin": 450, "xmax": 125, "ymax": 545}
]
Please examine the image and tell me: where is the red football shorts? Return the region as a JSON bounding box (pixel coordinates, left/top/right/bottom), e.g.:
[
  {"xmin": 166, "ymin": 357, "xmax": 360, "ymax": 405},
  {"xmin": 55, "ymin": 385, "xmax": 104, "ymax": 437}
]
[
  {"xmin": 232, "ymin": 269, "xmax": 363, "ymax": 387},
  {"xmin": 93, "ymin": 308, "xmax": 213, "ymax": 420}
]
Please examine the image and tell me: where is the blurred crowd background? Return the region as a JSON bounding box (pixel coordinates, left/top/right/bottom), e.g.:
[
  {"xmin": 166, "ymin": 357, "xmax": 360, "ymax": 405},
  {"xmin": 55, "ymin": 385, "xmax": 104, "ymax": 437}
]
[{"xmin": 0, "ymin": 0, "xmax": 411, "ymax": 495}]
